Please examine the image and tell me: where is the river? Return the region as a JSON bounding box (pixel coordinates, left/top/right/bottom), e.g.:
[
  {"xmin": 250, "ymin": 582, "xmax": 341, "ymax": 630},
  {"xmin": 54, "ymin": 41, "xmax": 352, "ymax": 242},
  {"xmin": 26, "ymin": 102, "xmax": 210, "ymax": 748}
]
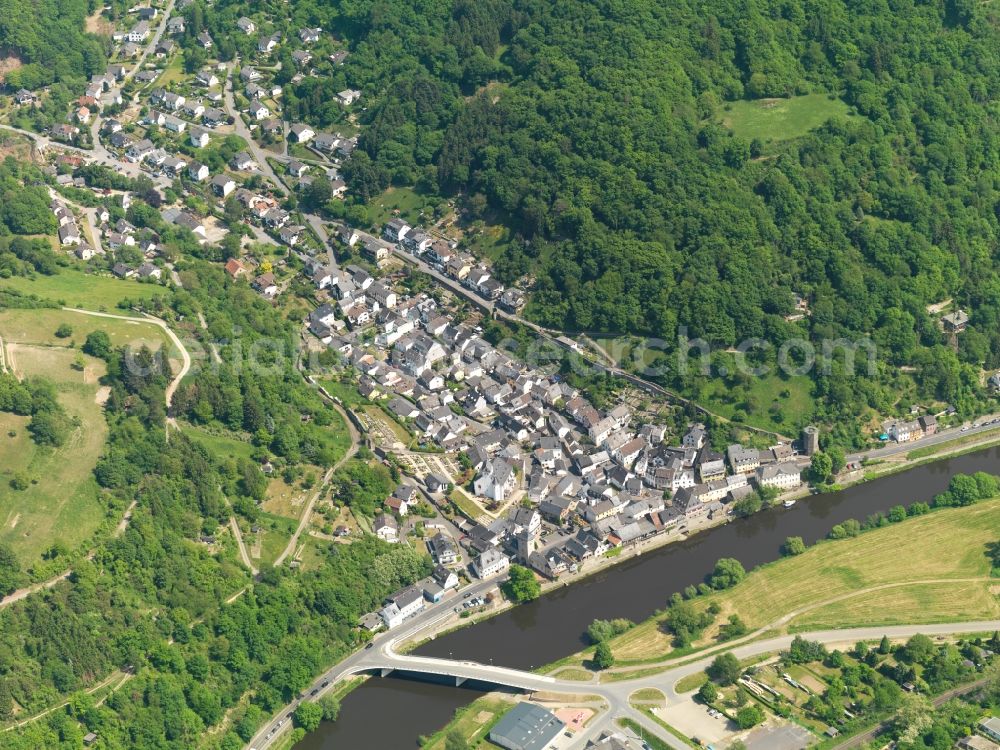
[{"xmin": 294, "ymin": 444, "xmax": 1000, "ymax": 749}]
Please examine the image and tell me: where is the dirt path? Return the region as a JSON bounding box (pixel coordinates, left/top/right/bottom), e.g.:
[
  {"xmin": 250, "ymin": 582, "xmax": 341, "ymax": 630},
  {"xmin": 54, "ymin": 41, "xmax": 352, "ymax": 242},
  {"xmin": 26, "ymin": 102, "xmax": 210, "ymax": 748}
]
[
  {"xmin": 1, "ymin": 669, "xmax": 133, "ymax": 733},
  {"xmin": 273, "ymin": 399, "xmax": 360, "ymax": 568},
  {"xmin": 62, "ymin": 308, "xmax": 191, "ymax": 409},
  {"xmin": 230, "ymin": 517, "xmax": 258, "ymax": 576}
]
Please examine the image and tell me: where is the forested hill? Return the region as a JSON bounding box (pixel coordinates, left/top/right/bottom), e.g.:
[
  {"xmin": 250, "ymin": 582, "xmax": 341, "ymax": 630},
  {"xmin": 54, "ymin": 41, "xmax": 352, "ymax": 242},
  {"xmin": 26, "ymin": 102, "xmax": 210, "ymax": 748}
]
[
  {"xmin": 0, "ymin": 0, "xmax": 107, "ymax": 89},
  {"xmin": 254, "ymin": 0, "xmax": 1000, "ymax": 417}
]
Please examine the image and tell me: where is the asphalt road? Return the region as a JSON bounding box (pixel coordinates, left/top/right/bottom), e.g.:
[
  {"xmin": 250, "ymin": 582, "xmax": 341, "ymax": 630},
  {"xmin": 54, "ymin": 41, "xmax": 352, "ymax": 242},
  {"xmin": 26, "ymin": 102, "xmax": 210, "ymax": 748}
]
[{"xmin": 247, "ymin": 609, "xmax": 1000, "ymax": 749}]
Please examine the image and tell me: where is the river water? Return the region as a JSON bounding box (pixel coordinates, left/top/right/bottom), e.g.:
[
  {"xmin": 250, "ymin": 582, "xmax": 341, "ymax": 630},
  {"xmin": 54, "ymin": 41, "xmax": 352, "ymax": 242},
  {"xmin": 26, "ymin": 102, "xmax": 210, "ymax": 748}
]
[{"xmin": 295, "ymin": 444, "xmax": 1000, "ymax": 749}]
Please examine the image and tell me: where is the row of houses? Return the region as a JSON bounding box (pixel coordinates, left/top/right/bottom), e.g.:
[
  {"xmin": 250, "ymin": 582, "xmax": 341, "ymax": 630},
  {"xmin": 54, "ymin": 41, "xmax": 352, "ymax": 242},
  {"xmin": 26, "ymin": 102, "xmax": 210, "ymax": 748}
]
[{"xmin": 380, "ymin": 218, "xmax": 525, "ymax": 310}]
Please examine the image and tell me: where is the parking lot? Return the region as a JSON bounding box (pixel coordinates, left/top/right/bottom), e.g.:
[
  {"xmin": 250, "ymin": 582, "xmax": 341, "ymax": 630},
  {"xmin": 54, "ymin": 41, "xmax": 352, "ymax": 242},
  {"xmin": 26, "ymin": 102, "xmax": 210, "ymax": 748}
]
[{"xmin": 744, "ymin": 724, "xmax": 812, "ymax": 750}]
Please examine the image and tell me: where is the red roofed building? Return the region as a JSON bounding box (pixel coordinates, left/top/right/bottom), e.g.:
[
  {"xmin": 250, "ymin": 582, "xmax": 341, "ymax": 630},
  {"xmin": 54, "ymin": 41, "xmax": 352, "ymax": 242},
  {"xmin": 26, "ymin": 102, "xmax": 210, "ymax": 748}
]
[{"xmin": 225, "ymin": 258, "xmax": 246, "ymax": 279}]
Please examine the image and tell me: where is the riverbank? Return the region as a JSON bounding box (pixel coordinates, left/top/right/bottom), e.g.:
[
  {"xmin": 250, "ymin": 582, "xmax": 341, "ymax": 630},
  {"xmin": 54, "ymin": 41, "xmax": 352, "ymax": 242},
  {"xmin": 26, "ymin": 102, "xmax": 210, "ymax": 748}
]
[
  {"xmin": 400, "ymin": 424, "xmax": 1000, "ymax": 657},
  {"xmin": 287, "ymin": 442, "xmax": 1000, "ymax": 749},
  {"xmin": 414, "ymin": 497, "xmax": 1000, "ymax": 749}
]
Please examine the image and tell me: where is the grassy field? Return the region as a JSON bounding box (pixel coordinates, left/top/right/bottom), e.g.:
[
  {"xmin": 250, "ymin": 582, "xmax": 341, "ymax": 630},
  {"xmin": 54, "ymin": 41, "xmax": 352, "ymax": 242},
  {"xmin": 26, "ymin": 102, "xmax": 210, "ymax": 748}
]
[
  {"xmin": 718, "ymin": 93, "xmax": 852, "ymax": 142},
  {"xmin": 318, "ymin": 377, "xmax": 370, "ymax": 409},
  {"xmin": 368, "ymin": 186, "xmax": 434, "ymax": 227},
  {"xmin": 791, "ymin": 580, "xmax": 1000, "ymax": 630},
  {"xmin": 0, "ymin": 308, "xmax": 170, "ymax": 352},
  {"xmin": 696, "ymin": 365, "xmax": 814, "ymax": 435},
  {"xmin": 603, "ymin": 500, "xmax": 1000, "ymax": 664},
  {"xmin": 157, "ymin": 55, "xmax": 185, "ymax": 87},
  {"xmin": 184, "ymin": 424, "xmax": 255, "ymax": 462},
  {"xmin": 0, "ymin": 345, "xmax": 108, "ymax": 567},
  {"xmin": 420, "ymin": 695, "xmax": 517, "ymax": 750},
  {"xmin": 0, "ymin": 269, "xmax": 167, "ymax": 310},
  {"xmin": 449, "ymin": 487, "xmax": 486, "ymax": 520},
  {"xmin": 254, "ymin": 512, "xmax": 298, "ymax": 566}
]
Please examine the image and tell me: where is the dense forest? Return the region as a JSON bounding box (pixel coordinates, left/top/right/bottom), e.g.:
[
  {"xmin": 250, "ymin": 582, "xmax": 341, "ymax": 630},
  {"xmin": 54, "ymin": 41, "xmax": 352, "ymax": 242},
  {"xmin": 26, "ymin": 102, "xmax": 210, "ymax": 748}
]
[
  {"xmin": 0, "ymin": 0, "xmax": 107, "ymax": 89},
  {"xmin": 189, "ymin": 0, "xmax": 1000, "ymax": 440},
  {"xmin": 0, "ymin": 263, "xmax": 429, "ymax": 749}
]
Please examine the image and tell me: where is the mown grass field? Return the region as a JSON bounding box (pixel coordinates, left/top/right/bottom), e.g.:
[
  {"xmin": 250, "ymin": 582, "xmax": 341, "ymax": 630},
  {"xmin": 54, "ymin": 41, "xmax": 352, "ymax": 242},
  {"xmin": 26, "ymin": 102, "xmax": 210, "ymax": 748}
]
[
  {"xmin": 792, "ymin": 580, "xmax": 1000, "ymax": 630},
  {"xmin": 0, "ymin": 346, "xmax": 107, "ymax": 567},
  {"xmin": 604, "ymin": 500, "xmax": 1000, "ymax": 664},
  {"xmin": 0, "ymin": 309, "xmax": 175, "ymax": 568},
  {"xmin": 0, "ymin": 268, "xmax": 166, "ymax": 310},
  {"xmin": 718, "ymin": 93, "xmax": 852, "ymax": 142},
  {"xmin": 184, "ymin": 423, "xmax": 255, "ymax": 462},
  {"xmin": 0, "ymin": 308, "xmax": 170, "ymax": 352},
  {"xmin": 368, "ymin": 186, "xmax": 434, "ymax": 227},
  {"xmin": 696, "ymin": 364, "xmax": 814, "ymax": 435}
]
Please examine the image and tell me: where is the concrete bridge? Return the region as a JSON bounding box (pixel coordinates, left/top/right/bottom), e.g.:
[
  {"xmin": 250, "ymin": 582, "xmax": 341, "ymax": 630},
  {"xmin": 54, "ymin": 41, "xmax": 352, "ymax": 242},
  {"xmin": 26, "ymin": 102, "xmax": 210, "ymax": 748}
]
[{"xmin": 348, "ymin": 652, "xmax": 567, "ymax": 692}]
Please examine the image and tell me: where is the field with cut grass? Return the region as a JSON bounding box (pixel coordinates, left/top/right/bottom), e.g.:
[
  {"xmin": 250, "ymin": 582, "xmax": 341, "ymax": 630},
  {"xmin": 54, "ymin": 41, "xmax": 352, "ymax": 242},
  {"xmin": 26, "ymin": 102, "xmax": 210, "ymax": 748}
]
[
  {"xmin": 368, "ymin": 186, "xmax": 434, "ymax": 227},
  {"xmin": 0, "ymin": 309, "xmax": 177, "ymax": 569},
  {"xmin": 253, "ymin": 512, "xmax": 298, "ymax": 566},
  {"xmin": 0, "ymin": 308, "xmax": 170, "ymax": 352},
  {"xmin": 184, "ymin": 423, "xmax": 255, "ymax": 461},
  {"xmin": 602, "ymin": 500, "xmax": 1000, "ymax": 664},
  {"xmin": 0, "ymin": 268, "xmax": 167, "ymax": 310},
  {"xmin": 791, "ymin": 580, "xmax": 1000, "ymax": 630},
  {"xmin": 718, "ymin": 93, "xmax": 852, "ymax": 143},
  {"xmin": 0, "ymin": 345, "xmax": 108, "ymax": 568}
]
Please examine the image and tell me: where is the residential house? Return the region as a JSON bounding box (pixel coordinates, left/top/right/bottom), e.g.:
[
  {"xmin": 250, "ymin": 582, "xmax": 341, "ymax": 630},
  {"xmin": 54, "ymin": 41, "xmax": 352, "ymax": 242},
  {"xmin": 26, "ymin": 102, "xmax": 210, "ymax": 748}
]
[
  {"xmin": 337, "ymin": 88, "xmax": 361, "ymax": 105},
  {"xmin": 727, "ymin": 444, "xmax": 760, "ymax": 474},
  {"xmin": 58, "ymin": 224, "xmax": 81, "ymax": 246},
  {"xmin": 224, "ymin": 258, "xmax": 247, "ymax": 279},
  {"xmin": 289, "ymin": 123, "xmax": 315, "ymax": 143},
  {"xmin": 383, "ymin": 218, "xmax": 411, "ymax": 243},
  {"xmin": 373, "ymin": 513, "xmax": 398, "ymax": 543},
  {"xmin": 257, "ymin": 34, "xmax": 280, "ymax": 53},
  {"xmin": 236, "ymin": 16, "xmax": 255, "ymax": 34},
  {"xmin": 472, "ymin": 547, "xmax": 509, "ymax": 579},
  {"xmin": 299, "ymin": 26, "xmax": 321, "ymax": 43},
  {"xmin": 190, "ymin": 128, "xmax": 210, "ymax": 148},
  {"xmin": 248, "ymin": 99, "xmax": 269, "ymax": 120},
  {"xmin": 188, "ymin": 161, "xmax": 209, "ymax": 181},
  {"xmin": 756, "ymin": 463, "xmax": 802, "ymax": 491},
  {"xmin": 232, "ymin": 151, "xmax": 257, "ymax": 171},
  {"xmin": 138, "ymin": 262, "xmax": 162, "ymax": 280},
  {"xmin": 127, "ymin": 20, "xmax": 150, "ymax": 42},
  {"xmin": 253, "ymin": 272, "xmax": 278, "ymax": 298},
  {"xmin": 195, "ymin": 69, "xmax": 218, "ymax": 87},
  {"xmin": 211, "ymin": 174, "xmax": 235, "ymax": 197},
  {"xmin": 379, "ymin": 586, "xmax": 423, "ymax": 628},
  {"xmin": 428, "ymin": 535, "xmax": 459, "ymax": 565}
]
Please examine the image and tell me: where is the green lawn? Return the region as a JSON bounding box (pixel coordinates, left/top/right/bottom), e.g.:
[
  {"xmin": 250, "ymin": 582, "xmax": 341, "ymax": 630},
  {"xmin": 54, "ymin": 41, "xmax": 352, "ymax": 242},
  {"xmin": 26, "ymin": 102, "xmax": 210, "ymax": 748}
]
[
  {"xmin": 255, "ymin": 512, "xmax": 298, "ymax": 566},
  {"xmin": 156, "ymin": 55, "xmax": 185, "ymax": 87},
  {"xmin": 718, "ymin": 93, "xmax": 852, "ymax": 143},
  {"xmin": 0, "ymin": 269, "xmax": 168, "ymax": 311},
  {"xmin": 603, "ymin": 500, "xmax": 1000, "ymax": 664},
  {"xmin": 318, "ymin": 378, "xmax": 369, "ymax": 409},
  {"xmin": 368, "ymin": 186, "xmax": 434, "ymax": 227},
  {"xmin": 184, "ymin": 423, "xmax": 255, "ymax": 462},
  {"xmin": 696, "ymin": 361, "xmax": 815, "ymax": 435}
]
